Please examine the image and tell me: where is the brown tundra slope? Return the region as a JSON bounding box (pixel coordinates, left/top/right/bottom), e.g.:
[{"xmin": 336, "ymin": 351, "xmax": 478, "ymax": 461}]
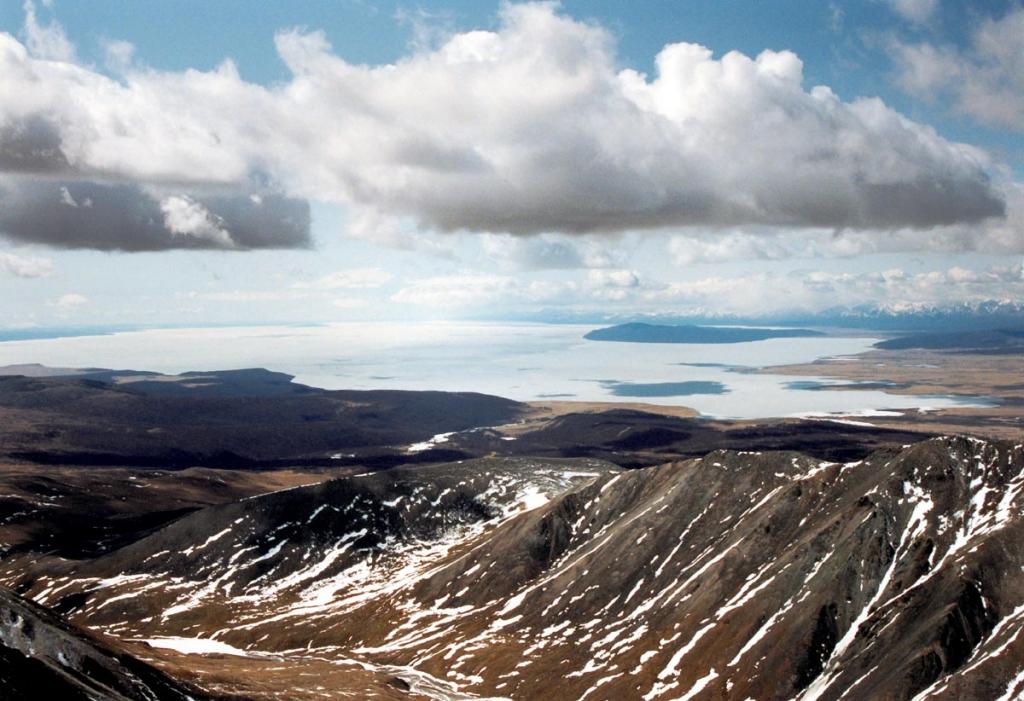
[{"xmin": 4, "ymin": 437, "xmax": 1024, "ymax": 701}]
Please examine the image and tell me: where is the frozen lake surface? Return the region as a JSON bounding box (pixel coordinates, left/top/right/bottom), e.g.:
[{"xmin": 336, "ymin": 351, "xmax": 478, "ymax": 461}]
[{"xmin": 0, "ymin": 322, "xmax": 991, "ymax": 419}]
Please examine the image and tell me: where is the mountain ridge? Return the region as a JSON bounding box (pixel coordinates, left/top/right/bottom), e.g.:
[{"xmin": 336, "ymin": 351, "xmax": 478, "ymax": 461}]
[{"xmin": 4, "ymin": 437, "xmax": 1023, "ymax": 699}]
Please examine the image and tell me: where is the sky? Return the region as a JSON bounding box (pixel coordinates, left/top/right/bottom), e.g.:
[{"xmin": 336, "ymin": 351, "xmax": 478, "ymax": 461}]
[{"xmin": 0, "ymin": 0, "xmax": 1021, "ymax": 328}]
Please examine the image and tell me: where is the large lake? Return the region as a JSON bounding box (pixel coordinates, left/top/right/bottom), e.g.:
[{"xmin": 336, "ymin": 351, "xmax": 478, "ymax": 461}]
[{"xmin": 0, "ymin": 322, "xmax": 989, "ymax": 419}]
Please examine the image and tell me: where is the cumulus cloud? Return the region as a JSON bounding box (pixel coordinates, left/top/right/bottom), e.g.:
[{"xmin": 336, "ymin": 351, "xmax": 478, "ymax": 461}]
[
  {"xmin": 0, "ymin": 250, "xmax": 52, "ymax": 277},
  {"xmin": 0, "ymin": 8, "xmax": 311, "ymax": 251},
  {"xmin": 585, "ymin": 269, "xmax": 642, "ymax": 301},
  {"xmin": 390, "ymin": 261, "xmax": 1024, "ymax": 315},
  {"xmin": 160, "ymin": 195, "xmax": 235, "ymax": 247},
  {"xmin": 480, "ymin": 233, "xmax": 624, "ymax": 270},
  {"xmin": 891, "ymin": 7, "xmax": 1024, "ymax": 130},
  {"xmin": 0, "ymin": 116, "xmax": 69, "ymax": 174},
  {"xmin": 647, "ymin": 263, "xmax": 1024, "ymax": 315},
  {"xmin": 670, "ymin": 231, "xmax": 798, "ymax": 265},
  {"xmin": 667, "ymin": 224, "xmax": 1023, "ymax": 264},
  {"xmin": 669, "ymin": 181, "xmax": 1024, "ymax": 264},
  {"xmin": 274, "ymin": 6, "xmax": 1003, "ymax": 234},
  {"xmin": 0, "ymin": 2, "xmax": 1008, "ymax": 253}
]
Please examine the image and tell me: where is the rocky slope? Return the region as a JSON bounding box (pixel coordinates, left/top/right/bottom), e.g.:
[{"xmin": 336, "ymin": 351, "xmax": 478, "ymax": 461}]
[
  {"xmin": 0, "ymin": 463, "xmax": 333, "ymax": 559},
  {"xmin": 0, "ymin": 587, "xmax": 214, "ymax": 700},
  {"xmin": 468, "ymin": 408, "xmax": 928, "ymax": 465},
  {"xmin": 4, "ymin": 438, "xmax": 1024, "ymax": 700}
]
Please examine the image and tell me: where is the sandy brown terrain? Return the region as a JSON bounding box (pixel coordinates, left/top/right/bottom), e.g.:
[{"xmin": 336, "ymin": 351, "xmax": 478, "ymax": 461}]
[
  {"xmin": 763, "ymin": 347, "xmax": 1023, "ymax": 439},
  {"xmin": 122, "ymin": 645, "xmax": 436, "ymax": 700},
  {"xmin": 494, "ymin": 399, "xmax": 698, "ymax": 434}
]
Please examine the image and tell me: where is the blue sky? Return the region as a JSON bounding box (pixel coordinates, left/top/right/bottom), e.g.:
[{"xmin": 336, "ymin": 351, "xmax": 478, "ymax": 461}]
[{"xmin": 0, "ymin": 0, "xmax": 1021, "ymax": 328}]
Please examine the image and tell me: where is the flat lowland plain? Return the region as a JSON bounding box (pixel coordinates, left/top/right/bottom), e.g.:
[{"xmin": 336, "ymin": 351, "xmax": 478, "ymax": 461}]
[{"xmin": 763, "ymin": 347, "xmax": 1024, "ymax": 439}]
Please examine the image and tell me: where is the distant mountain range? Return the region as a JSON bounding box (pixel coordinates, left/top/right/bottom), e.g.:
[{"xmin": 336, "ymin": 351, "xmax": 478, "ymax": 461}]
[
  {"xmin": 523, "ymin": 300, "xmax": 1024, "ymax": 332},
  {"xmin": 810, "ymin": 301, "xmax": 1024, "ymax": 331}
]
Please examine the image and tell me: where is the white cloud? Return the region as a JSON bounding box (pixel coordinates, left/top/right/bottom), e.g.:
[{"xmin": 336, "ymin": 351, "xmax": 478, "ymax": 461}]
[
  {"xmin": 587, "ymin": 269, "xmax": 640, "ymax": 288},
  {"xmin": 160, "ymin": 195, "xmax": 236, "ymax": 248},
  {"xmin": 828, "ymin": 3, "xmax": 845, "ymax": 32},
  {"xmin": 392, "ymin": 274, "xmax": 516, "ymax": 307},
  {"xmin": 0, "ymin": 250, "xmax": 52, "ymax": 277},
  {"xmin": 391, "ymin": 274, "xmax": 571, "ymax": 307},
  {"xmin": 670, "ymin": 232, "xmax": 797, "ymax": 265},
  {"xmin": 58, "ymin": 185, "xmax": 77, "ymax": 207},
  {"xmin": 343, "ymin": 209, "xmax": 462, "ymax": 257},
  {"xmin": 585, "ymin": 269, "xmax": 643, "ymax": 301},
  {"xmin": 293, "ymin": 267, "xmax": 393, "ymax": 290},
  {"xmin": 394, "ymin": 6, "xmax": 457, "ymax": 53},
  {"xmin": 669, "ymin": 181, "xmax": 1024, "ymax": 264},
  {"xmin": 102, "ymin": 39, "xmax": 135, "ymax": 73},
  {"xmin": 54, "ymin": 292, "xmax": 87, "ymax": 308},
  {"xmin": 882, "ymin": 0, "xmax": 937, "ymax": 25},
  {"xmin": 0, "ymin": 2, "xmax": 1007, "ymax": 254},
  {"xmin": 390, "ymin": 261, "xmax": 1024, "ymax": 316},
  {"xmin": 646, "ymin": 263, "xmax": 1024, "ymax": 315},
  {"xmin": 891, "ymin": 7, "xmax": 1024, "ymax": 130},
  {"xmin": 187, "ymin": 287, "xmax": 372, "ymax": 308},
  {"xmin": 481, "ymin": 233, "xmax": 624, "ymax": 270},
  {"xmin": 21, "ymin": 0, "xmax": 74, "ymax": 62}
]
